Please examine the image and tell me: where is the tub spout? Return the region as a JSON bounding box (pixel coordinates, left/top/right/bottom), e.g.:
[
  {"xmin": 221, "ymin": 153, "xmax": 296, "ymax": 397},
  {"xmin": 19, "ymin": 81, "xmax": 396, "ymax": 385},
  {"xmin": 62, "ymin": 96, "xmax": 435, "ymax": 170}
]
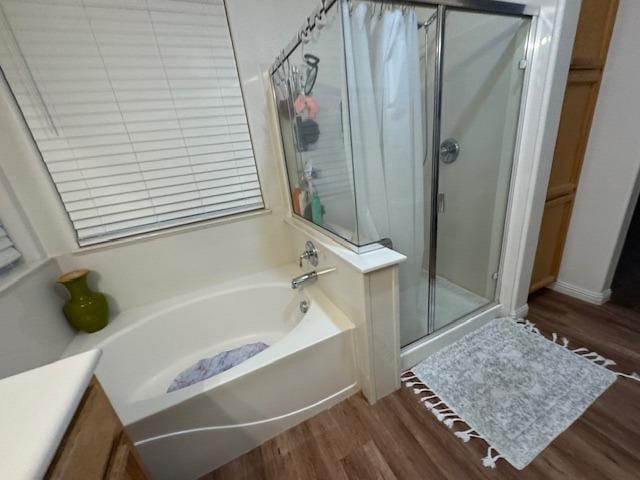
[
  {"xmin": 291, "ymin": 267, "xmax": 336, "ymax": 289},
  {"xmin": 292, "ymin": 271, "xmax": 317, "ymax": 289}
]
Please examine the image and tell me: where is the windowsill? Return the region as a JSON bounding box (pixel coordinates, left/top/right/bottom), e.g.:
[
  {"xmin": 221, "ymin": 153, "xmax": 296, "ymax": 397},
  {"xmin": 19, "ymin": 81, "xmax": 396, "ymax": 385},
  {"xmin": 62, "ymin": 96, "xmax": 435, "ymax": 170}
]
[
  {"xmin": 70, "ymin": 209, "xmax": 273, "ymax": 256},
  {"xmin": 0, "ymin": 258, "xmax": 51, "ymax": 295}
]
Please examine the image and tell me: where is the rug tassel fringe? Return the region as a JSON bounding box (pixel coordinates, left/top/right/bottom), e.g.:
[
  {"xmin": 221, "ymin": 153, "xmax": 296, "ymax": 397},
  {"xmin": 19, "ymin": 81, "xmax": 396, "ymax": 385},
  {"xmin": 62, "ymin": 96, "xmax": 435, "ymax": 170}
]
[
  {"xmin": 435, "ymin": 411, "xmax": 456, "ymax": 422},
  {"xmin": 424, "ymin": 400, "xmax": 446, "ymax": 409},
  {"xmin": 455, "ymin": 427, "xmax": 482, "ymax": 442},
  {"xmin": 444, "ymin": 416, "xmax": 465, "ymax": 428},
  {"xmin": 482, "ymin": 447, "xmax": 504, "ymax": 469},
  {"xmin": 417, "ymin": 393, "xmax": 438, "ymax": 401},
  {"xmin": 405, "ymin": 381, "xmax": 429, "ymax": 388},
  {"xmin": 616, "ymin": 371, "xmax": 640, "ymax": 381},
  {"xmin": 514, "ymin": 318, "xmax": 540, "ymax": 334},
  {"xmin": 413, "ymin": 387, "xmax": 434, "ymax": 394},
  {"xmin": 402, "ymin": 370, "xmax": 505, "ymax": 469},
  {"xmin": 514, "ymin": 318, "xmax": 639, "ymax": 381}
]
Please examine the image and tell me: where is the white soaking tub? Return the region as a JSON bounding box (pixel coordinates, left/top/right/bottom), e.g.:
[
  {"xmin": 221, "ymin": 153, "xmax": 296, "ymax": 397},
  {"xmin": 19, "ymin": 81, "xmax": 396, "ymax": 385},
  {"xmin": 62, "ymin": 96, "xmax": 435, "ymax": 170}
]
[{"xmin": 63, "ymin": 265, "xmax": 357, "ymax": 480}]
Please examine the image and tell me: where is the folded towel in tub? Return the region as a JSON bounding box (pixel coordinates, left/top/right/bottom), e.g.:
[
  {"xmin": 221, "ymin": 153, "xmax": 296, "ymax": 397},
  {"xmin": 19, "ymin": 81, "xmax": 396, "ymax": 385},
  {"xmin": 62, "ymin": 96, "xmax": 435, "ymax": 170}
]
[{"xmin": 167, "ymin": 342, "xmax": 269, "ymax": 393}]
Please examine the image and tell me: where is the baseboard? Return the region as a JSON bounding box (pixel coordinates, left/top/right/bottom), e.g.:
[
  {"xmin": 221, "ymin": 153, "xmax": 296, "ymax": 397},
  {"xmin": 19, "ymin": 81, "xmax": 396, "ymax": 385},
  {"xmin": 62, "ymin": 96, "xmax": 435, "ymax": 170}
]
[
  {"xmin": 549, "ymin": 280, "xmax": 612, "ymax": 305},
  {"xmin": 511, "ymin": 303, "xmax": 529, "ymax": 319}
]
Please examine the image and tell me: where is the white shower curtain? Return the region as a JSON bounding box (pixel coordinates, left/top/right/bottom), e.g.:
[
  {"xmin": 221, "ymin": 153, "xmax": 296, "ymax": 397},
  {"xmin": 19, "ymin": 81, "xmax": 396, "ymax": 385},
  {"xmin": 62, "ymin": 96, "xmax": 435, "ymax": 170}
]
[{"xmin": 343, "ymin": 2, "xmax": 426, "ymax": 339}]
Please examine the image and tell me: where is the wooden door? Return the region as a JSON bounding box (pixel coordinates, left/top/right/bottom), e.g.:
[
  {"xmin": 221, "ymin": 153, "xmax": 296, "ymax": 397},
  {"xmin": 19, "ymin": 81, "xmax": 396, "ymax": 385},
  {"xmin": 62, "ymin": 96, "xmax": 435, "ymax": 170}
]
[
  {"xmin": 546, "ymin": 70, "xmax": 601, "ymax": 200},
  {"xmin": 571, "ymin": 0, "xmax": 619, "ymax": 69},
  {"xmin": 530, "ymin": 0, "xmax": 618, "ymax": 292}
]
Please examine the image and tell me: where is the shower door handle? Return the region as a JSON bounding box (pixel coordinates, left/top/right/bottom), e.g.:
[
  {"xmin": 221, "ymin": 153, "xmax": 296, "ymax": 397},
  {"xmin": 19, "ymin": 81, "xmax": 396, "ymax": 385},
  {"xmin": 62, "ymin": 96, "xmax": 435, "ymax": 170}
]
[
  {"xmin": 437, "ymin": 193, "xmax": 445, "ymax": 214},
  {"xmin": 440, "ymin": 138, "xmax": 460, "ymax": 164}
]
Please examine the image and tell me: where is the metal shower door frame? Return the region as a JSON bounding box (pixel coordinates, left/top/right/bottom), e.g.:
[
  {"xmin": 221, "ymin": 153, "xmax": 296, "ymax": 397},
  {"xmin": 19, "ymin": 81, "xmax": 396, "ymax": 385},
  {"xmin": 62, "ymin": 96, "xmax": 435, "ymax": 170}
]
[
  {"xmin": 268, "ymin": 0, "xmax": 539, "ymax": 341},
  {"xmin": 424, "ymin": 1, "xmax": 537, "ymax": 336}
]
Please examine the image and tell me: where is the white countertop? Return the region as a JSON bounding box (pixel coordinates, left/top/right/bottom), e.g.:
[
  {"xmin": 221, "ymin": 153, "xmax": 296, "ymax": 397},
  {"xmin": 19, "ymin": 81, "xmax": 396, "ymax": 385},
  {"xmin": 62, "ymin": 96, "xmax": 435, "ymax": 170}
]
[{"xmin": 0, "ymin": 349, "xmax": 101, "ymax": 479}]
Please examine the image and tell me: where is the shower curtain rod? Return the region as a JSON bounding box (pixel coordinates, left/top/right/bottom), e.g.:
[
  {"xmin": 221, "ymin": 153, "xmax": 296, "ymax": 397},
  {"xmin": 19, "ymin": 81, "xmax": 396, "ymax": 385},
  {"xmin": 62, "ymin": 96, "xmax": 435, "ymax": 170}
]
[
  {"xmin": 269, "ymin": 0, "xmax": 537, "ymax": 75},
  {"xmin": 270, "ymin": 0, "xmax": 338, "ymax": 75}
]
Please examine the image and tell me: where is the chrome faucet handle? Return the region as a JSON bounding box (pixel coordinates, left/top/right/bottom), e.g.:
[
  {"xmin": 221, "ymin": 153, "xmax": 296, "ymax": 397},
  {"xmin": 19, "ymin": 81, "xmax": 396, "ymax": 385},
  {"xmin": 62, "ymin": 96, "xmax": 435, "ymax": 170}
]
[
  {"xmin": 298, "ymin": 240, "xmax": 319, "ymax": 267},
  {"xmin": 291, "ymin": 266, "xmax": 336, "ymax": 289}
]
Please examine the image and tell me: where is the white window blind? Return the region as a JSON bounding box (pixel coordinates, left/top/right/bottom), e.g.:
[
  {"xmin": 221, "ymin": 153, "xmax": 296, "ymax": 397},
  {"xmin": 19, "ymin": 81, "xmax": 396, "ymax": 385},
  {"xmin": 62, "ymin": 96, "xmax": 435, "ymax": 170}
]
[
  {"xmin": 0, "ymin": 0, "xmax": 263, "ymax": 246},
  {"xmin": 0, "ymin": 225, "xmax": 21, "ymax": 271}
]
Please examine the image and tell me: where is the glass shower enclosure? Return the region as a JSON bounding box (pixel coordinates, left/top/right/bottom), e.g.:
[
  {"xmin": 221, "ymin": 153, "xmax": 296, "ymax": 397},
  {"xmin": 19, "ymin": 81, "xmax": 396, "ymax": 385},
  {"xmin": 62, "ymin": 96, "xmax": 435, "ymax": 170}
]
[{"xmin": 271, "ymin": 0, "xmax": 532, "ymax": 348}]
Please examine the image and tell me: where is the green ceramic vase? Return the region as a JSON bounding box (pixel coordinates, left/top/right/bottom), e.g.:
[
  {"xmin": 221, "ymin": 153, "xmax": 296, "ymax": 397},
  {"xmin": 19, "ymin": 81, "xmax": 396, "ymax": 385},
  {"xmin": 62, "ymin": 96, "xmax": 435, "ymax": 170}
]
[{"xmin": 58, "ymin": 269, "xmax": 109, "ymax": 333}]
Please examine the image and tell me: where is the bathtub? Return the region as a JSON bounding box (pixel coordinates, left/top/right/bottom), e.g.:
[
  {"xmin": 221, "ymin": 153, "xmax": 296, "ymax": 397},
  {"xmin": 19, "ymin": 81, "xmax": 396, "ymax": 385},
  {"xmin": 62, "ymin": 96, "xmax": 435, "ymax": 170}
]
[{"xmin": 63, "ymin": 265, "xmax": 357, "ymax": 479}]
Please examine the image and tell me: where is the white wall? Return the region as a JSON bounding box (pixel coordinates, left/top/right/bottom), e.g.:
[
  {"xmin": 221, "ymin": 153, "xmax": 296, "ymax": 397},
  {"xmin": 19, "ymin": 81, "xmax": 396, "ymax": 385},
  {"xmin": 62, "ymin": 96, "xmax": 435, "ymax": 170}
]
[
  {"xmin": 556, "ymin": 0, "xmax": 640, "ymax": 299},
  {"xmin": 0, "ymin": 260, "xmax": 75, "ymax": 379},
  {"xmin": 0, "ymin": 0, "xmax": 318, "ymax": 376},
  {"xmin": 0, "ymin": 67, "xmax": 73, "ymax": 378},
  {"xmin": 0, "ymin": 0, "xmax": 317, "ymax": 312},
  {"xmin": 56, "ymin": 213, "xmax": 294, "ymax": 313},
  {"xmin": 0, "ymin": 76, "xmax": 76, "ymax": 256},
  {"xmin": 0, "ymin": 158, "xmax": 45, "ymax": 265}
]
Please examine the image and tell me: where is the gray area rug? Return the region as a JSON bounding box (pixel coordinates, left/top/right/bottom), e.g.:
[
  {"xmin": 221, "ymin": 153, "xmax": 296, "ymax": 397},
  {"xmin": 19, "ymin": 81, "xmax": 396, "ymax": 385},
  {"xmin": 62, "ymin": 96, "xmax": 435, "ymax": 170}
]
[{"xmin": 404, "ymin": 319, "xmax": 618, "ymax": 470}]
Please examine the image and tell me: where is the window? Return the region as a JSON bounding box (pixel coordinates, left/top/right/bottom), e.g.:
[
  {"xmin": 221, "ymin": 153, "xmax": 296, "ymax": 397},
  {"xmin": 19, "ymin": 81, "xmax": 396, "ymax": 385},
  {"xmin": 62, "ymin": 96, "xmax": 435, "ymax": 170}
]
[
  {"xmin": 0, "ymin": 224, "xmax": 21, "ymax": 273},
  {"xmin": 0, "ymin": 0, "xmax": 263, "ymax": 246}
]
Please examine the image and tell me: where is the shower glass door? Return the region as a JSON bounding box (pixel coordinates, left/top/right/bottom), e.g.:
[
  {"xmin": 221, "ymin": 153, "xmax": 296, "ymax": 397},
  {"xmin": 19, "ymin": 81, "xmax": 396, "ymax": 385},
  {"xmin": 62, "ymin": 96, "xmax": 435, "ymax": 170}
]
[
  {"xmin": 395, "ymin": 2, "xmax": 438, "ymax": 349},
  {"xmin": 430, "ymin": 9, "xmax": 530, "ymax": 332},
  {"xmin": 270, "ymin": 0, "xmax": 533, "ymax": 348}
]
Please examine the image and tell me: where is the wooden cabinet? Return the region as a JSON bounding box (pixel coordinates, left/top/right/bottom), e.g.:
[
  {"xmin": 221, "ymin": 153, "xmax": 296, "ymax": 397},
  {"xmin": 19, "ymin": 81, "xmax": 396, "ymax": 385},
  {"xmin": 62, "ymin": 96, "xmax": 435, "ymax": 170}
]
[
  {"xmin": 546, "ymin": 70, "xmax": 601, "ymax": 200},
  {"xmin": 46, "ymin": 378, "xmax": 150, "ymax": 480},
  {"xmin": 571, "ymin": 0, "xmax": 619, "ymax": 69},
  {"xmin": 530, "ymin": 0, "xmax": 619, "ymax": 292},
  {"xmin": 105, "ymin": 432, "xmax": 150, "ymax": 480},
  {"xmin": 530, "ymin": 194, "xmax": 575, "ymax": 291}
]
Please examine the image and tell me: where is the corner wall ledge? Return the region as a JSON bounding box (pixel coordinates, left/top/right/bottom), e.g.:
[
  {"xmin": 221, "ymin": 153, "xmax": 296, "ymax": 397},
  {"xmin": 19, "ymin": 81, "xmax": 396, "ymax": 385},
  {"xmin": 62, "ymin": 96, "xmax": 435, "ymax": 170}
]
[{"xmin": 284, "ymin": 216, "xmax": 406, "ymax": 274}]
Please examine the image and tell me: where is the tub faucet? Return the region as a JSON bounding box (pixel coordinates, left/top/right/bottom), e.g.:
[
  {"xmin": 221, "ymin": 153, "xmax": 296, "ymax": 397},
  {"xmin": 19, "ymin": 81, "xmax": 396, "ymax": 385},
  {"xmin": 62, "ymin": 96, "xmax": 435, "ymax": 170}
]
[{"xmin": 291, "ymin": 267, "xmax": 336, "ymax": 289}]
